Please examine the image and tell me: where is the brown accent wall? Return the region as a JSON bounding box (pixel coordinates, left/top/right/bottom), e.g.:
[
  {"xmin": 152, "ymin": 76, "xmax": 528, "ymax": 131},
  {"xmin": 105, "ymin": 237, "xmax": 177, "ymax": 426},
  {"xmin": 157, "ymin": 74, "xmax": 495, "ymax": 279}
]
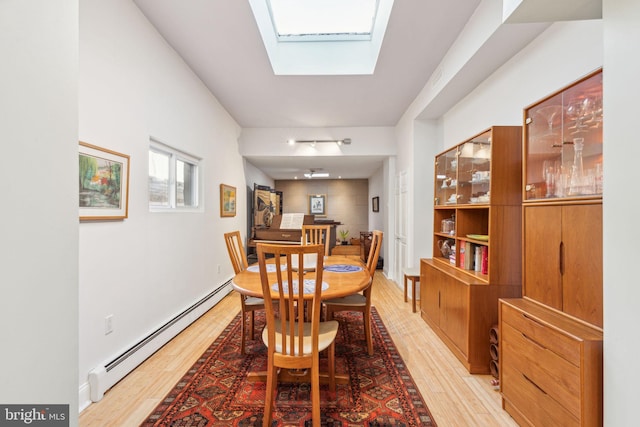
[{"xmin": 275, "ymin": 179, "xmax": 369, "ymax": 242}]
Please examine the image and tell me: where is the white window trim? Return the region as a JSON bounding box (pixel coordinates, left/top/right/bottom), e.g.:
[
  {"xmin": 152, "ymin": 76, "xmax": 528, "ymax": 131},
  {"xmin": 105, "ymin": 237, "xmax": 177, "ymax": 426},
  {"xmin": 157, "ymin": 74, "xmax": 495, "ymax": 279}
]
[{"xmin": 149, "ymin": 137, "xmax": 203, "ymax": 213}]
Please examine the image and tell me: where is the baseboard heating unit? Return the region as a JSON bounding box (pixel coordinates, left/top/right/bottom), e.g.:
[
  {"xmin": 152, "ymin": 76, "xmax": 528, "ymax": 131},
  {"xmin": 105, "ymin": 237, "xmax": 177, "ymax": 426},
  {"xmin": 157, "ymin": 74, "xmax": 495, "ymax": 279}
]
[{"xmin": 87, "ymin": 281, "xmax": 231, "ymax": 403}]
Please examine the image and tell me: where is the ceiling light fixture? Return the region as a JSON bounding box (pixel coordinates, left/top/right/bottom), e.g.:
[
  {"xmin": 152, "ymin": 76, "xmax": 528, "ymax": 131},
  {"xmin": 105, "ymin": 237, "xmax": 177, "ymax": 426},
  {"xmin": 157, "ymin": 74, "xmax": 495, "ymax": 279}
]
[
  {"xmin": 289, "ymin": 138, "xmax": 351, "ymax": 146},
  {"xmin": 303, "ymin": 170, "xmax": 330, "ymax": 178}
]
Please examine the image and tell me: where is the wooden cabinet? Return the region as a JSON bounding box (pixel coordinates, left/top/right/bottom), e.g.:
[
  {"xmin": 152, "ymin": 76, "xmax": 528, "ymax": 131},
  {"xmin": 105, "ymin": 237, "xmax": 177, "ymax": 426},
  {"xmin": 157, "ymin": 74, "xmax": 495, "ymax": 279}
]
[
  {"xmin": 500, "ymin": 299, "xmax": 602, "ymax": 427},
  {"xmin": 420, "ymin": 125, "xmax": 523, "ymax": 374},
  {"xmin": 523, "ymin": 203, "xmax": 603, "ymax": 327},
  {"xmin": 422, "ymin": 260, "xmax": 521, "ymax": 373},
  {"xmin": 500, "ymin": 70, "xmax": 604, "ymax": 427}
]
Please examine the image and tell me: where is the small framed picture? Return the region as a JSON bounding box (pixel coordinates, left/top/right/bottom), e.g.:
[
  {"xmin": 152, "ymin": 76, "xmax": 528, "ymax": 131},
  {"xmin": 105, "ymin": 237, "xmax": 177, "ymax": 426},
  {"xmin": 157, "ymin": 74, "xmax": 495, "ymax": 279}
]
[
  {"xmin": 220, "ymin": 184, "xmax": 237, "ymax": 217},
  {"xmin": 79, "ymin": 142, "xmax": 130, "ymax": 221},
  {"xmin": 308, "ymin": 194, "xmax": 327, "ymax": 217},
  {"xmin": 372, "ymin": 196, "xmax": 380, "ymax": 212}
]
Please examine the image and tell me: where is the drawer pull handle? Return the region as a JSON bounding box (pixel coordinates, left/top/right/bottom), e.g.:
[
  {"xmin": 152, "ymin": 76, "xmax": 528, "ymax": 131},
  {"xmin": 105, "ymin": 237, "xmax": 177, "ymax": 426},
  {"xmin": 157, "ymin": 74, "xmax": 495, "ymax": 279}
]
[
  {"xmin": 522, "ymin": 333, "xmax": 547, "ymax": 350},
  {"xmin": 522, "ymin": 313, "xmax": 545, "ymax": 327},
  {"xmin": 523, "ymin": 373, "xmax": 547, "ymax": 395}
]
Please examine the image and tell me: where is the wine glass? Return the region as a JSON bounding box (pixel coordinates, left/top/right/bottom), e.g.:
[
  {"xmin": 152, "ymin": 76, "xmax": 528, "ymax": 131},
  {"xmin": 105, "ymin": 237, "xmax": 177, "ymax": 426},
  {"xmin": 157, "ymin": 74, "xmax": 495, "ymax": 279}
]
[
  {"xmin": 535, "ymin": 105, "xmax": 562, "ymax": 137},
  {"xmin": 566, "ymin": 97, "xmax": 593, "ymax": 134},
  {"xmin": 542, "ymin": 160, "xmax": 557, "ymax": 198}
]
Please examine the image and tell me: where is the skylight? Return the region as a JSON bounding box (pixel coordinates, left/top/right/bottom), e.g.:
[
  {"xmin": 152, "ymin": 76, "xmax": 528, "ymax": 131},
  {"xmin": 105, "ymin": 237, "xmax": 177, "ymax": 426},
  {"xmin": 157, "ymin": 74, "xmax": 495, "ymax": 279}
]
[
  {"xmin": 249, "ymin": 0, "xmax": 394, "ymax": 75},
  {"xmin": 268, "ymin": 0, "xmax": 377, "ymax": 42}
]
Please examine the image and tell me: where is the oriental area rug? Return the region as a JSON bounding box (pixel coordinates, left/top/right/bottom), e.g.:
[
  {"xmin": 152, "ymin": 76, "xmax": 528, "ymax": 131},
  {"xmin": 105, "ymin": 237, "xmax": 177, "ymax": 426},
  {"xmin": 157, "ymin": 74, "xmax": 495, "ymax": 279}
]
[{"xmin": 141, "ymin": 307, "xmax": 436, "ymax": 426}]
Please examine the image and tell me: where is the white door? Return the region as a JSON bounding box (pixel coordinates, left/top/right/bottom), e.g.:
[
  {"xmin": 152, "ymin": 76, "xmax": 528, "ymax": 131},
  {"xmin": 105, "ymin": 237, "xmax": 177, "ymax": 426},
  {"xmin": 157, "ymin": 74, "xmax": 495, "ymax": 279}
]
[{"xmin": 394, "ymin": 171, "xmax": 408, "ymax": 282}]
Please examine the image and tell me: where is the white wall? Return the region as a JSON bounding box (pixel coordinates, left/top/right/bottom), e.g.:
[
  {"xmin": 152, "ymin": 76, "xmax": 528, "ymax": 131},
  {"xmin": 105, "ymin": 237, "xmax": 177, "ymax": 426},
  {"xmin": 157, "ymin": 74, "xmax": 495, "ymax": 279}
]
[
  {"xmin": 441, "ymin": 20, "xmax": 603, "ymax": 145},
  {"xmin": 78, "ymin": 0, "xmax": 244, "ymax": 408},
  {"xmin": 245, "ymin": 160, "xmax": 275, "ymax": 191},
  {"xmin": 602, "ymin": 0, "xmax": 640, "ymax": 424},
  {"xmin": 398, "ymin": 20, "xmax": 603, "ymax": 261},
  {"xmin": 0, "ymin": 0, "xmax": 79, "ymax": 423}
]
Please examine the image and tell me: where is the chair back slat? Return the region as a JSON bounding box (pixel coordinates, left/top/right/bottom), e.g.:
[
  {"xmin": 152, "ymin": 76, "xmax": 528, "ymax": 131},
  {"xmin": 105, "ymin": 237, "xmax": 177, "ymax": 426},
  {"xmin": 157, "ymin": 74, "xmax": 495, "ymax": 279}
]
[
  {"xmin": 301, "ymin": 225, "xmax": 331, "ymax": 256},
  {"xmin": 366, "ymin": 230, "xmax": 383, "ymax": 278},
  {"xmin": 257, "ymin": 243, "xmax": 325, "ymax": 357},
  {"xmin": 224, "ymin": 230, "xmax": 249, "ymax": 274}
]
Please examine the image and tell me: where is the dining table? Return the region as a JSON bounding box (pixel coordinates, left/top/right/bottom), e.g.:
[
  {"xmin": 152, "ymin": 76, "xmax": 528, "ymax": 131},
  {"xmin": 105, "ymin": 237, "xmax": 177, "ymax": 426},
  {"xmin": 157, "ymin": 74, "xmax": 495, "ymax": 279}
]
[
  {"xmin": 232, "ymin": 254, "xmax": 371, "ymax": 301},
  {"xmin": 231, "ymin": 254, "xmax": 372, "ymax": 385}
]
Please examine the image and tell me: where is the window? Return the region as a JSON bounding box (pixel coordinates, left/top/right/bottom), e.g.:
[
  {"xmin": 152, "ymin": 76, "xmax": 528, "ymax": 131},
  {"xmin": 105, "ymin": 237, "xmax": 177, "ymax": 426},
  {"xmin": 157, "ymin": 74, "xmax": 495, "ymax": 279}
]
[
  {"xmin": 268, "ymin": 0, "xmax": 378, "ymax": 42},
  {"xmin": 249, "ymin": 0, "xmax": 393, "ymax": 75},
  {"xmin": 149, "ymin": 140, "xmax": 200, "ymax": 210}
]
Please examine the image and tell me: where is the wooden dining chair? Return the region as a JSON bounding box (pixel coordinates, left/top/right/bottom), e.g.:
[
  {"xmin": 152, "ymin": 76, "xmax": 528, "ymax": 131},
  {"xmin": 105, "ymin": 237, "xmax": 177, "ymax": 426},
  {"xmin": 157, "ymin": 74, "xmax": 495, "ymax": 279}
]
[
  {"xmin": 323, "ymin": 230, "xmax": 383, "ymax": 355},
  {"xmin": 257, "ymin": 243, "xmax": 339, "ymax": 427},
  {"xmin": 224, "ymin": 230, "xmax": 265, "ymax": 354},
  {"xmin": 301, "ymin": 224, "xmax": 331, "ymax": 256}
]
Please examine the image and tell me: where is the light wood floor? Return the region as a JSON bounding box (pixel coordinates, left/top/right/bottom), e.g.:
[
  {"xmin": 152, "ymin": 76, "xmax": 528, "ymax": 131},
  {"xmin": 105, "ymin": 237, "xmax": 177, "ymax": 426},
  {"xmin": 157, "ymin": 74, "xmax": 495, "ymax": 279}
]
[{"xmin": 79, "ymin": 272, "xmax": 519, "ymax": 427}]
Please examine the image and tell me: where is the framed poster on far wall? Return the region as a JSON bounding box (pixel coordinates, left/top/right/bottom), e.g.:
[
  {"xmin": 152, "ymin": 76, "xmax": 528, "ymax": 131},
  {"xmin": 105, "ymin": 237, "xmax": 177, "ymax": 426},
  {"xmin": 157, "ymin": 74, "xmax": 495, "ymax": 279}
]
[
  {"xmin": 308, "ymin": 194, "xmax": 327, "ymax": 217},
  {"xmin": 372, "ymin": 196, "xmax": 380, "ymax": 212}
]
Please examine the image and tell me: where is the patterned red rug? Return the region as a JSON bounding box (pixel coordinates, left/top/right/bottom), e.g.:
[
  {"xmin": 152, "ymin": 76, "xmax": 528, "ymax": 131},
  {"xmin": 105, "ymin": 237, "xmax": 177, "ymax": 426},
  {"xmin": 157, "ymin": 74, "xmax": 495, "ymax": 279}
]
[{"xmin": 141, "ymin": 307, "xmax": 436, "ymax": 426}]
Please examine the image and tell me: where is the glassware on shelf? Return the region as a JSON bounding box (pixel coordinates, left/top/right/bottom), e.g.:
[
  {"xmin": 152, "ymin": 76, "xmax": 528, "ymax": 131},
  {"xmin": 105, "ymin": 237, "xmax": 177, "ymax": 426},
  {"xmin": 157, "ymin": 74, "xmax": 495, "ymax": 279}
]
[
  {"xmin": 568, "ymin": 137, "xmax": 597, "ymax": 196},
  {"xmin": 566, "ymin": 97, "xmax": 597, "ymax": 135},
  {"xmin": 524, "ymin": 69, "xmax": 602, "ymax": 201},
  {"xmin": 542, "ymin": 160, "xmax": 557, "ymax": 198},
  {"xmin": 535, "ymin": 104, "xmax": 563, "ymax": 143}
]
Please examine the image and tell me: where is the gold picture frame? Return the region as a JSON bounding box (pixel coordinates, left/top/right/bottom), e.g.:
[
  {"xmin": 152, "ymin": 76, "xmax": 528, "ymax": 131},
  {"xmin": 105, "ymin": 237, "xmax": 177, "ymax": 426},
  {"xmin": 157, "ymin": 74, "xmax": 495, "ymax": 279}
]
[
  {"xmin": 220, "ymin": 184, "xmax": 237, "ymax": 217},
  {"xmin": 308, "ymin": 194, "xmax": 327, "ymax": 217},
  {"xmin": 79, "ymin": 141, "xmax": 130, "ymax": 221}
]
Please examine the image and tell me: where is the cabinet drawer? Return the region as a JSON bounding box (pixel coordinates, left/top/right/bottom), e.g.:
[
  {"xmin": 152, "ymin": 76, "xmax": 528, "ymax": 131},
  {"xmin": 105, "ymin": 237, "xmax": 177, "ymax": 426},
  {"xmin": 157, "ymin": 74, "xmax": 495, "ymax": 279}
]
[
  {"xmin": 502, "ymin": 322, "xmax": 580, "ymax": 416},
  {"xmin": 502, "ymin": 363, "xmax": 579, "ymax": 427},
  {"xmin": 501, "ymin": 302, "xmax": 580, "ymax": 366}
]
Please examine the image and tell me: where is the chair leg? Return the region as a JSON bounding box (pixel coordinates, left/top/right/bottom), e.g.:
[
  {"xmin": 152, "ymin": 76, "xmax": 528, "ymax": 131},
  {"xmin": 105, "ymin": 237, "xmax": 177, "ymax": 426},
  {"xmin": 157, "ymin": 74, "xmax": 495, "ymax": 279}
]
[
  {"xmin": 328, "ymin": 342, "xmax": 336, "ymax": 393},
  {"xmin": 240, "ymin": 311, "xmax": 247, "ymax": 355},
  {"xmin": 364, "ymin": 308, "xmax": 373, "ymax": 356},
  {"xmin": 263, "ymin": 363, "xmax": 277, "ymax": 427},
  {"xmin": 249, "ymin": 310, "xmax": 255, "ymax": 340},
  {"xmin": 311, "ymin": 359, "xmax": 321, "ymax": 427}
]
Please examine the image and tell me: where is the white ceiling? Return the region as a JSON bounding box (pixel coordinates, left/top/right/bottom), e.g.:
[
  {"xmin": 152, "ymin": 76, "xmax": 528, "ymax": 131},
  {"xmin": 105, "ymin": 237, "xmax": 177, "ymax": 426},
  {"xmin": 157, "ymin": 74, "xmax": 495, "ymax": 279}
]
[{"xmin": 131, "ymin": 0, "xmax": 548, "ymax": 179}]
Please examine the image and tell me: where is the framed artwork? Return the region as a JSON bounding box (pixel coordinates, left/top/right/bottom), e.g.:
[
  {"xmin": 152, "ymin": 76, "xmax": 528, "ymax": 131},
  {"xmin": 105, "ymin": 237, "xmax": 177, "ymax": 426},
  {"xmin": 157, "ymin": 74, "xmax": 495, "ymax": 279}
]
[
  {"xmin": 308, "ymin": 194, "xmax": 327, "ymax": 217},
  {"xmin": 372, "ymin": 196, "xmax": 380, "ymax": 212},
  {"xmin": 79, "ymin": 142, "xmax": 130, "ymax": 221},
  {"xmin": 220, "ymin": 184, "xmax": 237, "ymax": 217}
]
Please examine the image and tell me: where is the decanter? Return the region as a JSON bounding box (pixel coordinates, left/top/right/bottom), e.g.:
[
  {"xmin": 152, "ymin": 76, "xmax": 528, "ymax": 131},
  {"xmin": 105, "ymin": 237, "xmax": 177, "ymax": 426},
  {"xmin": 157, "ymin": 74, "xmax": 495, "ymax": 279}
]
[{"xmin": 569, "ymin": 137, "xmax": 584, "ymax": 195}]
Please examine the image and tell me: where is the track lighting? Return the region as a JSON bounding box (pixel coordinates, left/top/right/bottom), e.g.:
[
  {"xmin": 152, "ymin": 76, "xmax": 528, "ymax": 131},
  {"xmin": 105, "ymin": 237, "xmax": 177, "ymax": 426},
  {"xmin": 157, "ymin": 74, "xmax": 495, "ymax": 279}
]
[{"xmin": 288, "ymin": 138, "xmax": 351, "ymax": 146}]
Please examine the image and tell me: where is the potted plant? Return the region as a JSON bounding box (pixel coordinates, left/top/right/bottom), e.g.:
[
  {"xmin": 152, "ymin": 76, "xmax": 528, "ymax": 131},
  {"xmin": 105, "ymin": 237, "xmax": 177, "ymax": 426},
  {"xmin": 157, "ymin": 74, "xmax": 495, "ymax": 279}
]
[{"xmin": 339, "ymin": 228, "xmax": 349, "ymax": 245}]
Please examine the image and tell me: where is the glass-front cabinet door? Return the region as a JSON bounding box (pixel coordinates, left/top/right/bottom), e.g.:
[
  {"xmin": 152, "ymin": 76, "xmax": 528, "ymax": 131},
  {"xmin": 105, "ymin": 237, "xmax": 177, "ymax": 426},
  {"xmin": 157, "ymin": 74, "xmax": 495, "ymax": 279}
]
[
  {"xmin": 524, "ymin": 69, "xmax": 603, "ymax": 201},
  {"xmin": 434, "ymin": 131, "xmax": 493, "ymax": 206},
  {"xmin": 434, "ymin": 147, "xmax": 458, "ymax": 206},
  {"xmin": 458, "ymin": 131, "xmax": 491, "ymax": 205}
]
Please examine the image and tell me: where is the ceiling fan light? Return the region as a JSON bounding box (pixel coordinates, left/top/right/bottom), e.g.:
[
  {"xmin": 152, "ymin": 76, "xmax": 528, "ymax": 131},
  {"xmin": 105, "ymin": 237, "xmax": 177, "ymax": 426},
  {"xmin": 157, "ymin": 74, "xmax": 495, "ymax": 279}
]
[{"xmin": 304, "ymin": 171, "xmax": 329, "ymax": 178}]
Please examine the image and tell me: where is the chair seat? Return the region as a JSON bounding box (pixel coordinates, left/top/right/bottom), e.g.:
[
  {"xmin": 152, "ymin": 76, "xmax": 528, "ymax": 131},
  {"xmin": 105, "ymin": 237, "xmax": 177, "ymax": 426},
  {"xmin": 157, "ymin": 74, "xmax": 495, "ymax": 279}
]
[
  {"xmin": 322, "ymin": 294, "xmax": 367, "ymax": 307},
  {"xmin": 324, "ymin": 293, "xmax": 367, "ymax": 307},
  {"xmin": 244, "ymin": 296, "xmax": 265, "ymax": 306},
  {"xmin": 262, "ymin": 320, "xmax": 339, "ymax": 354}
]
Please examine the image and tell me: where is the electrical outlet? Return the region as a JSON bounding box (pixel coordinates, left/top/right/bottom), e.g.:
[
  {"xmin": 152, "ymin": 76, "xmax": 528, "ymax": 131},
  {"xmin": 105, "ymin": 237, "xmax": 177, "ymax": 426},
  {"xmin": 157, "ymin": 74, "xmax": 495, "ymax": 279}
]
[
  {"xmin": 105, "ymin": 315, "xmax": 114, "ymax": 335},
  {"xmin": 217, "ymin": 264, "xmax": 221, "ymax": 274}
]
